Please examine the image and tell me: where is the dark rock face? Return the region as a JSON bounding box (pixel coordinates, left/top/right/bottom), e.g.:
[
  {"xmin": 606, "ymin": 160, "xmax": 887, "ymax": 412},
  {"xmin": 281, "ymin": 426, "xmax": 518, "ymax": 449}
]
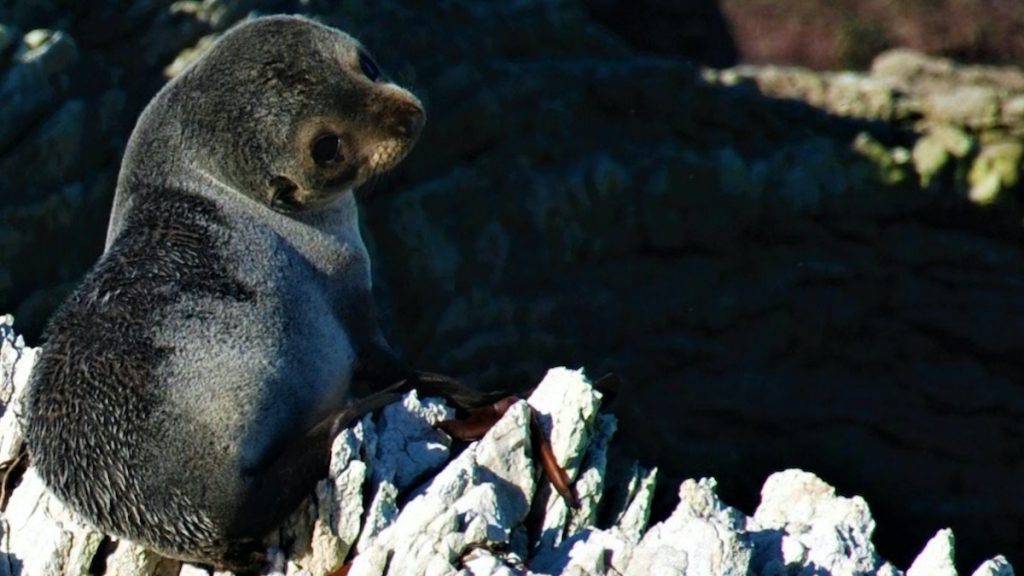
[
  {"xmin": 0, "ymin": 2, "xmax": 1022, "ymax": 572},
  {"xmin": 0, "ymin": 1, "xmax": 212, "ymax": 334},
  {"xmin": 583, "ymin": 0, "xmax": 739, "ymax": 67}
]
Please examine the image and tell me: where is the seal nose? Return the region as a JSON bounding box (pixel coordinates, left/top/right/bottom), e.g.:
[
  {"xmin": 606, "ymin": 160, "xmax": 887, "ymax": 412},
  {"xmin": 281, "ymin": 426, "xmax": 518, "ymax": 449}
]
[{"xmin": 390, "ymin": 101, "xmax": 425, "ymax": 139}]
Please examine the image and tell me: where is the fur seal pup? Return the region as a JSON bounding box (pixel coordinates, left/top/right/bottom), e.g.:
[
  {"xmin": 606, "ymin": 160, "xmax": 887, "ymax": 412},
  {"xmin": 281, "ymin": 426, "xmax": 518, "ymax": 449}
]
[{"xmin": 24, "ymin": 15, "xmax": 440, "ymax": 570}]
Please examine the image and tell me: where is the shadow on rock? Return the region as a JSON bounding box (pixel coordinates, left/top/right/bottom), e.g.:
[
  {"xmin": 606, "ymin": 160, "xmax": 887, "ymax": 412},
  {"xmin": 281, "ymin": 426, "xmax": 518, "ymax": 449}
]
[{"xmin": 0, "ymin": 553, "xmax": 23, "ymax": 576}]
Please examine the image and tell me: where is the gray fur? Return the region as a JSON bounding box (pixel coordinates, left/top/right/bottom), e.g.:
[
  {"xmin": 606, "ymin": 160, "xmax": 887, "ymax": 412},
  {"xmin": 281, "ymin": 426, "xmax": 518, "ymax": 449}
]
[{"xmin": 24, "ymin": 15, "xmax": 424, "ymax": 570}]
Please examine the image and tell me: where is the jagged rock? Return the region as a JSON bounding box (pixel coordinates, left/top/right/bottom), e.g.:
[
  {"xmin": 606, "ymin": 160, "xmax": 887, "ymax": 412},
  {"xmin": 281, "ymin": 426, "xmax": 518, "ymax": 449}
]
[
  {"xmin": 2, "ymin": 469, "xmax": 104, "ymax": 576},
  {"xmin": 0, "ymin": 314, "xmax": 30, "ymax": 463},
  {"xmin": 751, "ymin": 469, "xmax": 894, "ymax": 574},
  {"xmin": 0, "ymin": 317, "xmax": 1016, "ymax": 576},
  {"xmin": 973, "ymin": 557, "xmax": 1015, "ymax": 576},
  {"xmin": 907, "ymin": 529, "xmax": 958, "ymax": 576},
  {"xmin": 627, "ymin": 478, "xmax": 752, "ymax": 575},
  {"xmin": 566, "ymin": 413, "xmax": 615, "ymax": 536},
  {"xmin": 105, "ymin": 541, "xmax": 178, "ymax": 576},
  {"xmin": 369, "ymin": 391, "xmax": 454, "ymax": 489},
  {"xmin": 528, "ymin": 367, "xmax": 603, "ymax": 552},
  {"xmin": 348, "ymin": 398, "xmax": 536, "ymax": 575}
]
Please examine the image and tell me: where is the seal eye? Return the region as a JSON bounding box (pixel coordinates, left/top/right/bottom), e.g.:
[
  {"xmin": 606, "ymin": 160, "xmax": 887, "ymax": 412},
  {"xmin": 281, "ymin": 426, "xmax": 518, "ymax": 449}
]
[
  {"xmin": 358, "ymin": 51, "xmax": 380, "ymax": 82},
  {"xmin": 311, "ymin": 134, "xmax": 342, "ymax": 165}
]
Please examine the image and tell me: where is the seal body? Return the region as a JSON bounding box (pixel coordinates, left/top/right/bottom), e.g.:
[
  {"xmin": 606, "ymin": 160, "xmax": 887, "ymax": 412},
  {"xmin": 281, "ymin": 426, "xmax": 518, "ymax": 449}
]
[{"xmin": 24, "ymin": 16, "xmax": 424, "ymax": 569}]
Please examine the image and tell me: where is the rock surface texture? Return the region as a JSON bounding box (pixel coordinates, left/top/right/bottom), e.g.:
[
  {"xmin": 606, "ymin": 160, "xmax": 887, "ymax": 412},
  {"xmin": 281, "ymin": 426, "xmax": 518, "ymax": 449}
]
[
  {"xmin": 1, "ymin": 1, "xmax": 1023, "ymax": 572},
  {"xmin": 0, "ymin": 317, "xmax": 1015, "ymax": 576}
]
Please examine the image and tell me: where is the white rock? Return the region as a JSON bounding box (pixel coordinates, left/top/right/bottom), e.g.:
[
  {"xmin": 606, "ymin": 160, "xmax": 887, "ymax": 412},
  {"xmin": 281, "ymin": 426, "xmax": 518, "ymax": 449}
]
[
  {"xmin": 626, "ymin": 478, "xmax": 751, "ymax": 576},
  {"xmin": 370, "ymin": 391, "xmax": 454, "ymax": 489},
  {"xmin": 972, "ymin": 555, "xmax": 1015, "ymax": 576},
  {"xmin": 105, "ymin": 541, "xmax": 152, "ymax": 576},
  {"xmin": 460, "ymin": 550, "xmax": 520, "ymax": 576},
  {"xmin": 285, "ymin": 421, "xmax": 370, "ymax": 574},
  {"xmin": 177, "ymin": 564, "xmax": 208, "ymax": 576},
  {"xmin": 907, "ymin": 529, "xmax": 957, "ymax": 576},
  {"xmin": 752, "ymin": 469, "xmax": 884, "ymax": 574},
  {"xmin": 527, "ymin": 368, "xmax": 602, "ymax": 552},
  {"xmin": 355, "ymin": 480, "xmax": 398, "ymax": 553},
  {"xmin": 3, "ymin": 468, "xmax": 104, "ymax": 576},
  {"xmin": 782, "ymin": 534, "xmax": 809, "ymax": 565},
  {"xmin": 354, "ymin": 397, "xmax": 536, "ymax": 575},
  {"xmin": 877, "ymin": 563, "xmax": 904, "ymax": 576},
  {"xmin": 347, "ymin": 546, "xmax": 390, "ymax": 576},
  {"xmin": 613, "ymin": 464, "xmax": 658, "ymax": 543},
  {"xmin": 0, "ymin": 319, "xmax": 34, "ymax": 462},
  {"xmin": 106, "ymin": 540, "xmax": 178, "ymax": 576},
  {"xmin": 566, "ymin": 413, "xmax": 616, "ymax": 537},
  {"xmin": 530, "ymin": 527, "xmax": 633, "ymax": 575}
]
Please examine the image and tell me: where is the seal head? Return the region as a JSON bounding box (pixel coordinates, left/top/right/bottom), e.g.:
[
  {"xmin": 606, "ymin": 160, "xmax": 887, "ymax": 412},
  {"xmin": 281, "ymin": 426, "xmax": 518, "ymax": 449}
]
[{"xmin": 108, "ymin": 14, "xmax": 424, "ymax": 240}]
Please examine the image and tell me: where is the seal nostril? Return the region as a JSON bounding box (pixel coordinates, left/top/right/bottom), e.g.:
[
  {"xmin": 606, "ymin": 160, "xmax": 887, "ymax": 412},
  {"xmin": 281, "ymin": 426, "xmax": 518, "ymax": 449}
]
[
  {"xmin": 407, "ymin": 108, "xmax": 424, "ymax": 135},
  {"xmin": 392, "ymin": 104, "xmax": 424, "ymax": 138}
]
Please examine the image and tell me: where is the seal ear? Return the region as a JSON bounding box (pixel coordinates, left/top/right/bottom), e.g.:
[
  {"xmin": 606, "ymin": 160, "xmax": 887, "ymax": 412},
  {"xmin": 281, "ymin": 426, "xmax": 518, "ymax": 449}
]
[{"xmin": 268, "ymin": 175, "xmax": 301, "ymax": 211}]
